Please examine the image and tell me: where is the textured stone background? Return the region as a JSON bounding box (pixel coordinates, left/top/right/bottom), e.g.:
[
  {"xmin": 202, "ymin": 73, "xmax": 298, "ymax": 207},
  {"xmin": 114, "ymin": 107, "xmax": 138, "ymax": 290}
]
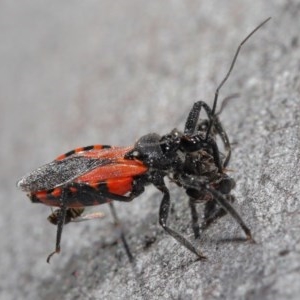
[{"xmin": 1, "ymin": 1, "xmax": 300, "ymax": 299}]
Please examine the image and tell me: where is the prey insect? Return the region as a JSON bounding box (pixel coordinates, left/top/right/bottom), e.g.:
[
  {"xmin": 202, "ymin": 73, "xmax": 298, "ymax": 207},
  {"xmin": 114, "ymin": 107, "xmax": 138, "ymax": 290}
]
[{"xmin": 17, "ymin": 18, "xmax": 270, "ymax": 263}]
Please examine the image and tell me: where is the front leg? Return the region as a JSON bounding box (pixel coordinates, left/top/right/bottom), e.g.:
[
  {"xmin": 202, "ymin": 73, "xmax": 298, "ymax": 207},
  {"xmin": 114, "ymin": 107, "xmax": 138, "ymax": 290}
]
[
  {"xmin": 184, "ymin": 101, "xmax": 213, "ymax": 135},
  {"xmin": 155, "ymin": 181, "xmax": 206, "ymax": 259},
  {"xmin": 47, "ymin": 190, "xmax": 67, "ymax": 263}
]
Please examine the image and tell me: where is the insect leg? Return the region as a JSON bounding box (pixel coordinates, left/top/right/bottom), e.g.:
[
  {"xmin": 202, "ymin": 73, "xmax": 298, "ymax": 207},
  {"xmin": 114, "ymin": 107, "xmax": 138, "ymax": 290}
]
[
  {"xmin": 184, "ymin": 100, "xmax": 232, "ymax": 168},
  {"xmin": 205, "ymin": 187, "xmax": 255, "ymax": 242},
  {"xmin": 213, "ymin": 117, "xmax": 231, "ymax": 168},
  {"xmin": 180, "ymin": 174, "xmax": 254, "ymax": 241},
  {"xmin": 47, "ymin": 190, "xmax": 67, "ymax": 263},
  {"xmin": 155, "ymin": 182, "xmax": 206, "ymax": 259},
  {"xmin": 61, "ymin": 181, "xmax": 146, "ymax": 207},
  {"xmin": 109, "ymin": 202, "xmax": 134, "ymax": 262},
  {"xmin": 184, "ymin": 101, "xmax": 213, "ymax": 135},
  {"xmin": 189, "ymin": 198, "xmax": 200, "ymax": 239},
  {"xmin": 189, "ymin": 195, "xmax": 234, "ymax": 239},
  {"xmin": 201, "ymin": 195, "xmax": 235, "ymax": 231},
  {"xmin": 213, "ymin": 93, "xmax": 241, "ymax": 167}
]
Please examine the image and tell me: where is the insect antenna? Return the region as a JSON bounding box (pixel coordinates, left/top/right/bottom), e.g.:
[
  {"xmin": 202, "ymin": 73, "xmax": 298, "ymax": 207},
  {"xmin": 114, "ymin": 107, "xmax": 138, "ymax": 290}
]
[
  {"xmin": 205, "ymin": 17, "xmax": 271, "ymax": 140},
  {"xmin": 215, "ymin": 93, "xmax": 240, "ymax": 116}
]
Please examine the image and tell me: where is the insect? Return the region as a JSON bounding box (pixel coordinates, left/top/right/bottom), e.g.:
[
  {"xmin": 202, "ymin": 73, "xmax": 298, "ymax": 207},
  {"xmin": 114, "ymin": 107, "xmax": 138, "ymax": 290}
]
[{"xmin": 17, "ymin": 18, "xmax": 270, "ymax": 263}]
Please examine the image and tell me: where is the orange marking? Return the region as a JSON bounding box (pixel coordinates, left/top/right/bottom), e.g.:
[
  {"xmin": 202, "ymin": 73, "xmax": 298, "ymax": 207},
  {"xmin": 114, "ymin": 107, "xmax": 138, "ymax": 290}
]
[
  {"xmin": 80, "ymin": 146, "xmax": 132, "ymax": 159},
  {"xmin": 56, "ymin": 153, "xmax": 67, "ymax": 160},
  {"xmin": 93, "ymin": 145, "xmax": 105, "ymax": 150},
  {"xmin": 34, "ymin": 190, "xmax": 47, "ymax": 200},
  {"xmin": 89, "ymin": 182, "xmax": 99, "ymax": 189},
  {"xmin": 76, "ymin": 159, "xmax": 147, "ymax": 183},
  {"xmin": 106, "ymin": 177, "xmax": 133, "ymax": 195},
  {"xmin": 70, "ymin": 187, "xmax": 78, "ymax": 193},
  {"xmin": 31, "ymin": 190, "xmax": 60, "ymax": 207},
  {"xmin": 51, "ymin": 188, "xmax": 62, "ymax": 198}
]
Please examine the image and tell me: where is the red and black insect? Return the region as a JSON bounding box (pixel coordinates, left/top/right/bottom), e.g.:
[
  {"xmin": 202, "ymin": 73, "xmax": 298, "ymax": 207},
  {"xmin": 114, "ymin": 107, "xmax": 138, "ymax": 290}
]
[{"xmin": 17, "ymin": 18, "xmax": 270, "ymax": 263}]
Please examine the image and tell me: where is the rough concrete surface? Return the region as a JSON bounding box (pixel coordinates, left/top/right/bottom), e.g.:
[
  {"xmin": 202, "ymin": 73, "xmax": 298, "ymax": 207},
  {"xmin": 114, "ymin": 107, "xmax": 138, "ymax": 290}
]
[{"xmin": 1, "ymin": 1, "xmax": 300, "ymax": 299}]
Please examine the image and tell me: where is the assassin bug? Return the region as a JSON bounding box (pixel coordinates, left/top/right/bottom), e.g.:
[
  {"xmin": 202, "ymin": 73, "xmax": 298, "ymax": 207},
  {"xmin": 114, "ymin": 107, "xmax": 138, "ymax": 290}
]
[{"xmin": 17, "ymin": 17, "xmax": 270, "ymax": 263}]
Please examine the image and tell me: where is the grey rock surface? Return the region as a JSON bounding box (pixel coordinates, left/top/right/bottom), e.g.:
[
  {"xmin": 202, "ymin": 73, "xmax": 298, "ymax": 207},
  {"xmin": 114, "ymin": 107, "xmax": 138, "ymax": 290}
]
[{"xmin": 1, "ymin": 1, "xmax": 300, "ymax": 299}]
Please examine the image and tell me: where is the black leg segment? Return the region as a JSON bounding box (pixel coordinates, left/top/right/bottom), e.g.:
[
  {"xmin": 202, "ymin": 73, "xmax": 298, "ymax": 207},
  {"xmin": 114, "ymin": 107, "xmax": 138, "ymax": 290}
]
[
  {"xmin": 184, "ymin": 101, "xmax": 213, "ymax": 135},
  {"xmin": 156, "ymin": 183, "xmax": 206, "ymax": 259},
  {"xmin": 47, "ymin": 190, "xmax": 67, "ymax": 263},
  {"xmin": 189, "ymin": 198, "xmax": 200, "ymax": 239},
  {"xmin": 205, "ymin": 187, "xmax": 254, "ymax": 242}
]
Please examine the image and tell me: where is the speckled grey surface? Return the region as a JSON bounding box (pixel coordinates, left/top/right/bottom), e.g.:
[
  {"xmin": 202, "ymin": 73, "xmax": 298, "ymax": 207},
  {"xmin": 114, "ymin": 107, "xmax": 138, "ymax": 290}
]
[{"xmin": 1, "ymin": 1, "xmax": 300, "ymax": 299}]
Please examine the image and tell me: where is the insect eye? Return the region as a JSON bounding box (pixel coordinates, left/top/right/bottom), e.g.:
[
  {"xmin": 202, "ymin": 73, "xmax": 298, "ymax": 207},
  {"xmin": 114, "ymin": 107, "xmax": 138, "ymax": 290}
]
[
  {"xmin": 124, "ymin": 149, "xmax": 141, "ymax": 160},
  {"xmin": 132, "ymin": 151, "xmax": 140, "ymax": 157}
]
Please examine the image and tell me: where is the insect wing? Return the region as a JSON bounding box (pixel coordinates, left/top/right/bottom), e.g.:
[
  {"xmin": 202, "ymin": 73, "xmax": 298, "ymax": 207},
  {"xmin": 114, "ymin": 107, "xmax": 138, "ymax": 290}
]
[
  {"xmin": 75, "ymin": 158, "xmax": 148, "ymax": 184},
  {"xmin": 17, "ymin": 146, "xmax": 144, "ymax": 192}
]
